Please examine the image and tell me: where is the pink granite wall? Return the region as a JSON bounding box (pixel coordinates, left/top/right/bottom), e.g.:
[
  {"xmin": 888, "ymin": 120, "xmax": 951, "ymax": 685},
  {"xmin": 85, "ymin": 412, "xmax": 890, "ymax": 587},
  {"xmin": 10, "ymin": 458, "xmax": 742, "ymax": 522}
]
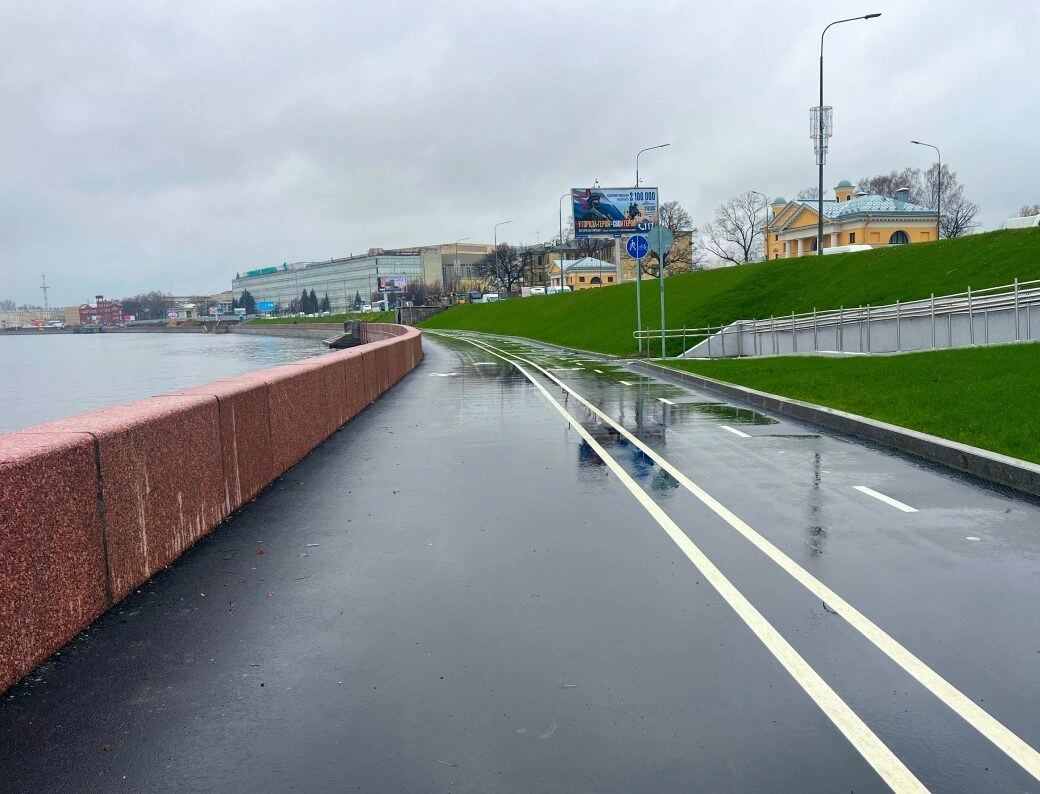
[{"xmin": 0, "ymin": 325, "xmax": 421, "ymax": 693}]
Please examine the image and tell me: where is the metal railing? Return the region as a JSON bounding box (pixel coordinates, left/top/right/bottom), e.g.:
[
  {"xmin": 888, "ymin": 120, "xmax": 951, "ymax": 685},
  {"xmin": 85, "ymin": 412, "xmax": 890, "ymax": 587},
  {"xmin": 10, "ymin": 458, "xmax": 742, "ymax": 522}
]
[{"xmin": 633, "ymin": 277, "xmax": 1040, "ymax": 358}]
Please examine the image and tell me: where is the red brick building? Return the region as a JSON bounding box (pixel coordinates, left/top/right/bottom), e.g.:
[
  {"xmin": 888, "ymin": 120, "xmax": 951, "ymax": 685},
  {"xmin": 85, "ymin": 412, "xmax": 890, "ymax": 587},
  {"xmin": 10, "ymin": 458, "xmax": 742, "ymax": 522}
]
[{"xmin": 78, "ymin": 297, "xmax": 123, "ymax": 326}]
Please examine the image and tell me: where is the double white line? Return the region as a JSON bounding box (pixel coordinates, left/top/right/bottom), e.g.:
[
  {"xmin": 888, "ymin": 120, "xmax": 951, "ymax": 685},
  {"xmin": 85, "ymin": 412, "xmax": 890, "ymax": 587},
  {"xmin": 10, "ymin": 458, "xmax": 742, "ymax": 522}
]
[{"xmin": 441, "ymin": 332, "xmax": 1040, "ymax": 791}]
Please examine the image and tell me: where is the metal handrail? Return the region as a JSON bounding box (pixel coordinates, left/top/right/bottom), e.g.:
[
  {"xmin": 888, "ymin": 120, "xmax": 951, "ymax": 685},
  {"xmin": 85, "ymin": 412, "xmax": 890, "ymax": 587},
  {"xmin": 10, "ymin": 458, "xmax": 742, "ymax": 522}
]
[{"xmin": 633, "ymin": 277, "xmax": 1040, "ymax": 349}]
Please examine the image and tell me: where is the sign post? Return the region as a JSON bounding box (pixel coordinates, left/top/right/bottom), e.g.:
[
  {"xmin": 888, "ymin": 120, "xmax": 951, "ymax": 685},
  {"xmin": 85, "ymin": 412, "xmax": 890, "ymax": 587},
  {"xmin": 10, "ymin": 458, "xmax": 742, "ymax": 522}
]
[
  {"xmin": 627, "ymin": 233, "xmax": 650, "ymax": 353},
  {"xmin": 649, "ymin": 226, "xmax": 675, "ymax": 358}
]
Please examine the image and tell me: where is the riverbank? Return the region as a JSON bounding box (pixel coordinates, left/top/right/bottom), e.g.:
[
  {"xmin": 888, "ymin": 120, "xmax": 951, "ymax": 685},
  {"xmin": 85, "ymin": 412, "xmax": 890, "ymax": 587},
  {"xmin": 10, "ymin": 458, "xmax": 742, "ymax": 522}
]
[{"xmin": 0, "ymin": 324, "xmax": 422, "ymax": 694}]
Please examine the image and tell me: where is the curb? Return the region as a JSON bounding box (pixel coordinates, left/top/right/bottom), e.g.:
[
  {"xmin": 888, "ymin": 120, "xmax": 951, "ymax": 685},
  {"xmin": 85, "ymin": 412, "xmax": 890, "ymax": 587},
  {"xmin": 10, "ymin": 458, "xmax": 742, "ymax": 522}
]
[{"xmin": 627, "ymin": 359, "xmax": 1040, "ymax": 499}]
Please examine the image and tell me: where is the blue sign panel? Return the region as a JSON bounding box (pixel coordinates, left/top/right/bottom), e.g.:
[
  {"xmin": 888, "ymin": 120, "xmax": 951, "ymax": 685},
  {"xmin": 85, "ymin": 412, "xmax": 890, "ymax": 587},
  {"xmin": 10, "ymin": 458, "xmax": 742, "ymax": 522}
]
[
  {"xmin": 257, "ymin": 301, "xmax": 276, "ymax": 311},
  {"xmin": 626, "ymin": 235, "xmax": 649, "ymax": 259}
]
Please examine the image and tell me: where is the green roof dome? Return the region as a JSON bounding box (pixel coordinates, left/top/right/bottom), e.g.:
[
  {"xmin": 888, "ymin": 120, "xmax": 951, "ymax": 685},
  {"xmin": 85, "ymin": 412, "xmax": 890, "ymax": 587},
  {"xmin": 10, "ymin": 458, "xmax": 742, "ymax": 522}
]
[
  {"xmin": 836, "ymin": 179, "xmax": 853, "ymax": 188},
  {"xmin": 772, "ymin": 196, "xmax": 787, "ymax": 205}
]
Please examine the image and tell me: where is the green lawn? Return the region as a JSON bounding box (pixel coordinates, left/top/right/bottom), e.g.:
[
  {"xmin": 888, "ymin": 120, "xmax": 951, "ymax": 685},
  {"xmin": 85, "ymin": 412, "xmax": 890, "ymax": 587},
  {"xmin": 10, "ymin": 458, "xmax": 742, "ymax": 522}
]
[
  {"xmin": 419, "ymin": 229, "xmax": 1040, "ymax": 357},
  {"xmin": 245, "ymin": 311, "xmax": 395, "ymax": 325},
  {"xmin": 665, "ymin": 344, "xmax": 1040, "ymax": 464}
]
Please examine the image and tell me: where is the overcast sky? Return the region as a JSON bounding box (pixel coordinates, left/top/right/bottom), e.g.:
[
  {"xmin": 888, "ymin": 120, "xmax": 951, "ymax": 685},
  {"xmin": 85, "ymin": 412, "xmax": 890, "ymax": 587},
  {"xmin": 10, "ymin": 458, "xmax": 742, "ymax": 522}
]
[{"xmin": 1, "ymin": 0, "xmax": 1037, "ymax": 307}]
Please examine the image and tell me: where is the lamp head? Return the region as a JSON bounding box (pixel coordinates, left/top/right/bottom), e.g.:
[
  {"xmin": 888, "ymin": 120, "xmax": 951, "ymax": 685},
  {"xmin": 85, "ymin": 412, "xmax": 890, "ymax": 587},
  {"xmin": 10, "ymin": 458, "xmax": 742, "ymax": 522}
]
[{"xmin": 864, "ymin": 12, "xmax": 881, "ymax": 18}]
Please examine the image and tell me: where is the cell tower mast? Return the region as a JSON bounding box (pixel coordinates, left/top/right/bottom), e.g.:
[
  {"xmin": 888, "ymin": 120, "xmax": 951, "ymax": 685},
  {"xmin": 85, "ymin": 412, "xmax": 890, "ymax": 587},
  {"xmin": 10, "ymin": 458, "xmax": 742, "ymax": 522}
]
[{"xmin": 40, "ymin": 275, "xmax": 50, "ymax": 310}]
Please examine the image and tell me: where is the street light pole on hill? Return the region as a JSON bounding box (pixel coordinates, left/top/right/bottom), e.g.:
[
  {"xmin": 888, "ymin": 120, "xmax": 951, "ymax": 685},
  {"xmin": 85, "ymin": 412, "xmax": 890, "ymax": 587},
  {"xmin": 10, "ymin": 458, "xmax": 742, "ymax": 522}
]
[{"xmin": 816, "ymin": 13, "xmax": 881, "ymax": 256}]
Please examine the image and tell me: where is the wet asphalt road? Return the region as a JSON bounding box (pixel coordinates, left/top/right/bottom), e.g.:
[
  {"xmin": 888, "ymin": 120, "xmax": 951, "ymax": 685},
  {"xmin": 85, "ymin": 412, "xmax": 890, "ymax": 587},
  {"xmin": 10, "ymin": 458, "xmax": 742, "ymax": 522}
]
[{"xmin": 1, "ymin": 334, "xmax": 1039, "ymax": 793}]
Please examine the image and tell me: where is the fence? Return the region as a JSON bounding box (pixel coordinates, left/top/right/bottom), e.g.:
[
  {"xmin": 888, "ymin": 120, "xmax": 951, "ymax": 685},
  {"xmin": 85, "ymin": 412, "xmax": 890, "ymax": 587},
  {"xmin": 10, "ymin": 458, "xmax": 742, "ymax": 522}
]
[{"xmin": 633, "ymin": 278, "xmax": 1040, "ymax": 358}]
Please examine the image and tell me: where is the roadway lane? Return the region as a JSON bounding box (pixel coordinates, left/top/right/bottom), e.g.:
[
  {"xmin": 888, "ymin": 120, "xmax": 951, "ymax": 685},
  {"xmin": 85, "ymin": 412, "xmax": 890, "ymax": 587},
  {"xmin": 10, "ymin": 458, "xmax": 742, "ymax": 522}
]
[{"xmin": 1, "ymin": 335, "xmax": 1038, "ymax": 792}]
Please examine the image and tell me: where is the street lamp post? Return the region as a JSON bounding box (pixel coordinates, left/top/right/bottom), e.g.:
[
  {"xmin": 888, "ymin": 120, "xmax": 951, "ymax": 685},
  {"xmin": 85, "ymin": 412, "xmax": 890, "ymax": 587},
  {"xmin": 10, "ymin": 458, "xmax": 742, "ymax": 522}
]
[
  {"xmin": 634, "ymin": 145, "xmax": 670, "ymax": 354},
  {"xmin": 493, "ymin": 221, "xmax": 512, "ymax": 292},
  {"xmin": 636, "ymin": 143, "xmax": 670, "ymax": 188},
  {"xmin": 750, "ymin": 190, "xmax": 770, "ymax": 261},
  {"xmin": 816, "ymin": 13, "xmax": 881, "ymax": 256},
  {"xmin": 454, "ymin": 237, "xmax": 470, "ymax": 297},
  {"xmin": 558, "ymin": 193, "xmax": 570, "ymax": 292},
  {"xmin": 911, "ymin": 140, "xmax": 942, "ymax": 242}
]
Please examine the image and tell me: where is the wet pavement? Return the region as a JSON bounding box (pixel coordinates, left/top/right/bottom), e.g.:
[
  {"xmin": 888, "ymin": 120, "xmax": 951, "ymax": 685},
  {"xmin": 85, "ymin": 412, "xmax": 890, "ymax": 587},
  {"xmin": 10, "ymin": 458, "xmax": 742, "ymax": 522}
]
[{"xmin": 1, "ymin": 335, "xmax": 1039, "ymax": 792}]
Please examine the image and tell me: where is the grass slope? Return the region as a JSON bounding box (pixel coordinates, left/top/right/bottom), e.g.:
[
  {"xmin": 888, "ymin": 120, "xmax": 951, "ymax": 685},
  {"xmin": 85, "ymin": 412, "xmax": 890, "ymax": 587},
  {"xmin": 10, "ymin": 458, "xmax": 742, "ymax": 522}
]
[
  {"xmin": 419, "ymin": 229, "xmax": 1040, "ymax": 356},
  {"xmin": 665, "ymin": 344, "xmax": 1040, "ymax": 464}
]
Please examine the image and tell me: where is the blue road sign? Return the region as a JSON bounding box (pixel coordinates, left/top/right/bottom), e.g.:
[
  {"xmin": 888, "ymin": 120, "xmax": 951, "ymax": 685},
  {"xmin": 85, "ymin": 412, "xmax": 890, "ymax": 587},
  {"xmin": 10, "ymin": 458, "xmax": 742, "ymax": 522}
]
[{"xmin": 626, "ymin": 235, "xmax": 649, "ymax": 259}]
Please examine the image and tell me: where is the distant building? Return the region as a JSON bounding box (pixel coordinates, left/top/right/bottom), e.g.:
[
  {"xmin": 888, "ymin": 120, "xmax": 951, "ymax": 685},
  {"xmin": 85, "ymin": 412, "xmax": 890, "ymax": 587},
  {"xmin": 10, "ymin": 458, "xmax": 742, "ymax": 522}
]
[
  {"xmin": 551, "ymin": 257, "xmax": 619, "ymax": 291},
  {"xmin": 1002, "ymin": 214, "xmax": 1040, "ymax": 229},
  {"xmin": 231, "ymin": 243, "xmax": 494, "ymax": 312},
  {"xmin": 766, "ymin": 180, "xmax": 942, "ymax": 259},
  {"xmin": 78, "ymin": 297, "xmax": 123, "ymax": 326}
]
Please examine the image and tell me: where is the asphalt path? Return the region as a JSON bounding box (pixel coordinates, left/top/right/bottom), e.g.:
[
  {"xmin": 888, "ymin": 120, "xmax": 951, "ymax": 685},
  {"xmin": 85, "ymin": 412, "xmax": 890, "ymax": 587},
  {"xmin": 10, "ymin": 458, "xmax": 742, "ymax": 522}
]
[{"xmin": 1, "ymin": 334, "xmax": 1038, "ymax": 793}]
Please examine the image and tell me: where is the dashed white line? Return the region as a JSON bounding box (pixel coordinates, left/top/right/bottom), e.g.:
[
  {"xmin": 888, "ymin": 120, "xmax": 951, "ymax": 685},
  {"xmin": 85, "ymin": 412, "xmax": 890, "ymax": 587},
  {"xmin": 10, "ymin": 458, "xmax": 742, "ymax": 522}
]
[
  {"xmin": 594, "ymin": 369, "xmax": 604, "ymax": 374},
  {"xmin": 720, "ymin": 425, "xmax": 750, "ymax": 438},
  {"xmin": 658, "ymin": 397, "xmax": 675, "ymax": 405},
  {"xmin": 508, "ymin": 357, "xmax": 928, "ymax": 793},
  {"xmin": 454, "ymin": 334, "xmax": 1040, "ymax": 784},
  {"xmin": 854, "ymin": 486, "xmax": 918, "ymax": 513},
  {"xmin": 619, "ymin": 380, "xmax": 634, "ymax": 386}
]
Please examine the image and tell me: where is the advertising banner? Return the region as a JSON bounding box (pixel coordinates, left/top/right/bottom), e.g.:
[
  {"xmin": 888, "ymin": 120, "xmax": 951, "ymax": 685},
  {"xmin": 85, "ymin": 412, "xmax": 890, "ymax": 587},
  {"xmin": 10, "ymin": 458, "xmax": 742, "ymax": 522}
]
[
  {"xmin": 257, "ymin": 301, "xmax": 276, "ymax": 312},
  {"xmin": 571, "ymin": 187, "xmax": 658, "ymax": 238},
  {"xmin": 378, "ymin": 275, "xmax": 408, "ymax": 292}
]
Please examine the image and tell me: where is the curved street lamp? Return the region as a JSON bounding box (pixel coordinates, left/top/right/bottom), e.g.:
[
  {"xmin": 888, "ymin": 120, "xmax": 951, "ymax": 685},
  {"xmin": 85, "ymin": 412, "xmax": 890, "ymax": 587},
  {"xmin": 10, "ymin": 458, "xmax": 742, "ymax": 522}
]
[
  {"xmin": 636, "ymin": 143, "xmax": 670, "ymax": 188},
  {"xmin": 816, "ymin": 13, "xmax": 881, "ymax": 256},
  {"xmin": 493, "ymin": 220, "xmax": 512, "ymax": 291},
  {"xmin": 911, "ymin": 140, "xmax": 942, "ymax": 242}
]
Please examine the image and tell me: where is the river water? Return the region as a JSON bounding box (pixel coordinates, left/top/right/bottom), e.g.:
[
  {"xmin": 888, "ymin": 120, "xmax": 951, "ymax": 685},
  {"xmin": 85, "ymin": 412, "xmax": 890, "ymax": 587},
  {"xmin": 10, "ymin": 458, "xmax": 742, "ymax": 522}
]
[{"xmin": 0, "ymin": 332, "xmax": 328, "ymax": 433}]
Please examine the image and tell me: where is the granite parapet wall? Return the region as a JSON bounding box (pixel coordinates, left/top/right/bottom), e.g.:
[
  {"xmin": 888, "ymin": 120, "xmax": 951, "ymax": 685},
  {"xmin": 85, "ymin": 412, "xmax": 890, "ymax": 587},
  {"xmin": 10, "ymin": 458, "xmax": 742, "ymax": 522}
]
[{"xmin": 0, "ymin": 326, "xmax": 422, "ymax": 693}]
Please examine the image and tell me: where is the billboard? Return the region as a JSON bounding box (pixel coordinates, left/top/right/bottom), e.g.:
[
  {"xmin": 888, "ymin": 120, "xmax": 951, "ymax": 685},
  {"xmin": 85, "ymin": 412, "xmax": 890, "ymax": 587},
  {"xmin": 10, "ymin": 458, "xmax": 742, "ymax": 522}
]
[
  {"xmin": 257, "ymin": 301, "xmax": 276, "ymax": 312},
  {"xmin": 378, "ymin": 275, "xmax": 408, "ymax": 291},
  {"xmin": 571, "ymin": 187, "xmax": 658, "ymax": 238}
]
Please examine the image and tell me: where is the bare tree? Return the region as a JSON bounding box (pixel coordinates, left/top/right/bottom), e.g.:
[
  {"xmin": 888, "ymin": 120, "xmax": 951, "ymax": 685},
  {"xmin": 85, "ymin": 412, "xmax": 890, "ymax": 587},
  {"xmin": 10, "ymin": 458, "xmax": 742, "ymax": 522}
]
[
  {"xmin": 0, "ymin": 298, "xmax": 16, "ymax": 311},
  {"xmin": 1018, "ymin": 204, "xmax": 1040, "ymax": 217},
  {"xmin": 701, "ymin": 191, "xmax": 768, "ymax": 265},
  {"xmin": 639, "ymin": 201, "xmax": 702, "ymax": 276},
  {"xmin": 856, "ymin": 169, "xmax": 927, "ymax": 204},
  {"xmin": 473, "ymin": 244, "xmax": 526, "ymax": 293},
  {"xmin": 796, "ymin": 186, "xmax": 819, "ymax": 200},
  {"xmin": 922, "ymin": 163, "xmax": 979, "ymax": 238}
]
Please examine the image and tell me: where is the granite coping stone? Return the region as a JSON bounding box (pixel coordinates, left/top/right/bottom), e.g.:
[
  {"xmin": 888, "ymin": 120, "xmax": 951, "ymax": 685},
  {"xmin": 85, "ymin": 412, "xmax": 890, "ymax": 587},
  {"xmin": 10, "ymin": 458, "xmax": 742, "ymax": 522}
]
[
  {"xmin": 173, "ymin": 374, "xmax": 277, "ymax": 512},
  {"xmin": 0, "ymin": 432, "xmax": 110, "ymax": 692},
  {"xmin": 26, "ymin": 396, "xmax": 226, "ymax": 601}
]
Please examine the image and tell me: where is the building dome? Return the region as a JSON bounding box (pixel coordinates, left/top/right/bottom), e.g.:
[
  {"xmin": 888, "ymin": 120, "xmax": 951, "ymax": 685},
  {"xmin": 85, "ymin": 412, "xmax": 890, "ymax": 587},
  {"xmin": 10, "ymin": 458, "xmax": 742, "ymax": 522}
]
[
  {"xmin": 772, "ymin": 196, "xmax": 787, "ymax": 205},
  {"xmin": 836, "ymin": 179, "xmax": 853, "ymax": 188}
]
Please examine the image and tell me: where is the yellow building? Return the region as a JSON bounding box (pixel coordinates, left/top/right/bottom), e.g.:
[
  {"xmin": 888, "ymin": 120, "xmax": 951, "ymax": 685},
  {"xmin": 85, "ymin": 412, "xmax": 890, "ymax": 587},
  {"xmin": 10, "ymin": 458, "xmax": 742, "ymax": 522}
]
[{"xmin": 766, "ymin": 180, "xmax": 941, "ymax": 259}]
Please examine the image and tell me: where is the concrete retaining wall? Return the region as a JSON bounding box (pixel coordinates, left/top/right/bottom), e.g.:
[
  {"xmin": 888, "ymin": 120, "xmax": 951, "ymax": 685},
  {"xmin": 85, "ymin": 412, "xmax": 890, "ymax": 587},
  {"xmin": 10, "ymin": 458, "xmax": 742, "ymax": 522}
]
[{"xmin": 0, "ymin": 326, "xmax": 422, "ymax": 693}]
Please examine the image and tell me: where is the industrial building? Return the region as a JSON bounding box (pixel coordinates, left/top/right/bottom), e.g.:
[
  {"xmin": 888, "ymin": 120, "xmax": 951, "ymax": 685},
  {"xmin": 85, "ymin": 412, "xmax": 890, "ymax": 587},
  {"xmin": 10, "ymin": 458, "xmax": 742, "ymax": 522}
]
[{"xmin": 231, "ymin": 243, "xmax": 492, "ymax": 313}]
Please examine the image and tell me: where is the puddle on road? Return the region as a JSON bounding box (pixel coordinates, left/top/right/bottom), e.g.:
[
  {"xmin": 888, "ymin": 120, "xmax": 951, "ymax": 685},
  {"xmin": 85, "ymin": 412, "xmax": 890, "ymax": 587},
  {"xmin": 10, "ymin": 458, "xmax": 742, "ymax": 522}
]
[{"xmin": 668, "ymin": 402, "xmax": 779, "ymax": 425}]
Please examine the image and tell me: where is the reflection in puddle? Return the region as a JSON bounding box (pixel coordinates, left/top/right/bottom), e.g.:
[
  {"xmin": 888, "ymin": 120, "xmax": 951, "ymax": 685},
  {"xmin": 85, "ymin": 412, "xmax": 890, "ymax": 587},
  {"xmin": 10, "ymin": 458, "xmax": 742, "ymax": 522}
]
[{"xmin": 671, "ymin": 402, "xmax": 779, "ymax": 425}]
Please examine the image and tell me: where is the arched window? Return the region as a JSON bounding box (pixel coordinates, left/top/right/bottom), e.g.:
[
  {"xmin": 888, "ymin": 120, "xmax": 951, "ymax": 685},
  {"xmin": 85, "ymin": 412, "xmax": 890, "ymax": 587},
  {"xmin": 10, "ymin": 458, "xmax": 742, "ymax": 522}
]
[
  {"xmin": 590, "ymin": 276, "xmax": 601, "ymax": 284},
  {"xmin": 889, "ymin": 230, "xmax": 910, "ymax": 245}
]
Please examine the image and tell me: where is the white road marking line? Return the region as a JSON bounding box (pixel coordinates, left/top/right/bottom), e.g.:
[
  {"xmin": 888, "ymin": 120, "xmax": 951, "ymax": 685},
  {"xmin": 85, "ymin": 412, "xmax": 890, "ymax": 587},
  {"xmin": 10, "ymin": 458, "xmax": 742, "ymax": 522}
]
[
  {"xmin": 618, "ymin": 380, "xmax": 634, "ymax": 386},
  {"xmin": 854, "ymin": 486, "xmax": 918, "ymax": 513},
  {"xmin": 720, "ymin": 425, "xmax": 750, "ymax": 438},
  {"xmin": 594, "ymin": 369, "xmax": 604, "ymax": 374},
  {"xmin": 658, "ymin": 397, "xmax": 675, "ymax": 405},
  {"xmin": 510, "ymin": 357, "xmax": 927, "ymax": 792},
  {"xmin": 429, "ymin": 372, "xmax": 458, "ymax": 377},
  {"xmin": 458, "ymin": 335, "xmax": 1040, "ymax": 784}
]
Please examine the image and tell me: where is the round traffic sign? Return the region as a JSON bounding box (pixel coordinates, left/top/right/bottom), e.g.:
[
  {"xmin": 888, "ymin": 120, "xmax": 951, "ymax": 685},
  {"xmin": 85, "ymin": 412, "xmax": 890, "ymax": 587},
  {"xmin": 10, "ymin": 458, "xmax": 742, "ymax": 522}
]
[
  {"xmin": 626, "ymin": 235, "xmax": 649, "ymax": 259},
  {"xmin": 649, "ymin": 226, "xmax": 675, "ymax": 255}
]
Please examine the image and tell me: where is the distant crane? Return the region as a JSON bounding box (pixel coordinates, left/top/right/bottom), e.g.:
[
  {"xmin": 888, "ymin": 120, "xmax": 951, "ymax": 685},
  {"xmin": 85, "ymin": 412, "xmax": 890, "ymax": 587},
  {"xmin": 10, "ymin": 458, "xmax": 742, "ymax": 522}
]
[{"xmin": 40, "ymin": 275, "xmax": 49, "ymax": 310}]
